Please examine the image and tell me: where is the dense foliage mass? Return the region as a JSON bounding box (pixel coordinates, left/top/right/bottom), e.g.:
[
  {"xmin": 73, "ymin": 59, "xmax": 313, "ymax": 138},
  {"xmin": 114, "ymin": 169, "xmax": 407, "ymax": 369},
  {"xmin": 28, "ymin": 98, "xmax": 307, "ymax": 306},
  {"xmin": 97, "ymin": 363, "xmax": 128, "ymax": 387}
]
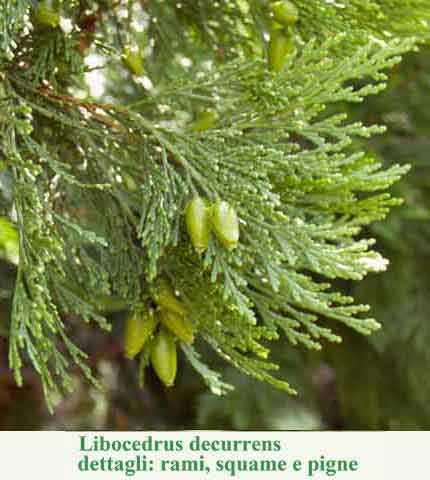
[{"xmin": 0, "ymin": 0, "xmax": 428, "ymax": 414}]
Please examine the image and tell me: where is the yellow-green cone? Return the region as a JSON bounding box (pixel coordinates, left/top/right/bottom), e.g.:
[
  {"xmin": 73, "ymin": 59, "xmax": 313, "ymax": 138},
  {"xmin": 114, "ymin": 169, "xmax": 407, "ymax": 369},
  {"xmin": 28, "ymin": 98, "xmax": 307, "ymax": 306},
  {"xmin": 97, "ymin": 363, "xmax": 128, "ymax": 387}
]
[
  {"xmin": 124, "ymin": 308, "xmax": 158, "ymax": 359},
  {"xmin": 270, "ymin": 1, "xmax": 299, "ymax": 27},
  {"xmin": 122, "ymin": 45, "xmax": 145, "ymax": 76},
  {"xmin": 191, "ymin": 110, "xmax": 219, "ymax": 132},
  {"xmin": 210, "ymin": 200, "xmax": 240, "ymax": 250},
  {"xmin": 268, "ymin": 27, "xmax": 295, "ymax": 73},
  {"xmin": 185, "ymin": 196, "xmax": 211, "ymax": 253},
  {"xmin": 153, "ymin": 278, "xmax": 186, "ymax": 316},
  {"xmin": 92, "ymin": 294, "xmax": 130, "ymax": 314},
  {"xmin": 32, "ymin": 2, "xmax": 60, "ymax": 29},
  {"xmin": 151, "ymin": 328, "xmax": 177, "ymax": 387},
  {"xmin": 160, "ymin": 309, "xmax": 194, "ymax": 344}
]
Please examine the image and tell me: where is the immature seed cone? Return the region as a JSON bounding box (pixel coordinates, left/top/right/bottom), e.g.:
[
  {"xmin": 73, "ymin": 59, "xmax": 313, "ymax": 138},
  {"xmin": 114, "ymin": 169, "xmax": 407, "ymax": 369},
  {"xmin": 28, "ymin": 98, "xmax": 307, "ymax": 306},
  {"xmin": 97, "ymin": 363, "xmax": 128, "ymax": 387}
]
[
  {"xmin": 185, "ymin": 196, "xmax": 210, "ymax": 253},
  {"xmin": 121, "ymin": 45, "xmax": 145, "ymax": 76},
  {"xmin": 32, "ymin": 1, "xmax": 60, "ymax": 29},
  {"xmin": 160, "ymin": 309, "xmax": 194, "ymax": 344},
  {"xmin": 270, "ymin": 1, "xmax": 299, "ymax": 27},
  {"xmin": 92, "ymin": 294, "xmax": 130, "ymax": 314},
  {"xmin": 153, "ymin": 278, "xmax": 186, "ymax": 316},
  {"xmin": 124, "ymin": 307, "xmax": 158, "ymax": 359},
  {"xmin": 151, "ymin": 328, "xmax": 177, "ymax": 387},
  {"xmin": 210, "ymin": 201, "xmax": 240, "ymax": 250},
  {"xmin": 268, "ymin": 26, "xmax": 295, "ymax": 73},
  {"xmin": 138, "ymin": 341, "xmax": 154, "ymax": 389},
  {"xmin": 191, "ymin": 110, "xmax": 219, "ymax": 132}
]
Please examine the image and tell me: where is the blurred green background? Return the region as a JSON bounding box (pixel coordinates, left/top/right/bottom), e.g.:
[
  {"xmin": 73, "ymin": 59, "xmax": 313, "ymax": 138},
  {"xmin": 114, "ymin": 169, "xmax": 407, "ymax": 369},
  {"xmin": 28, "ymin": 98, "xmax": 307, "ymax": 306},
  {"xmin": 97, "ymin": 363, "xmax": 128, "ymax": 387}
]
[{"xmin": 0, "ymin": 44, "xmax": 429, "ymax": 431}]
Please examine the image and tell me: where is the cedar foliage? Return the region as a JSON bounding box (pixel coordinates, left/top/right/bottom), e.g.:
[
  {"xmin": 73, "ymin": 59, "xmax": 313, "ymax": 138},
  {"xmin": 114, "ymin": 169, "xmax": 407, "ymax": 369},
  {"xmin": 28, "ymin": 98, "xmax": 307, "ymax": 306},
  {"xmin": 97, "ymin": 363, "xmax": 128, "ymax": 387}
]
[
  {"xmin": 328, "ymin": 46, "xmax": 430, "ymax": 428},
  {"xmin": 0, "ymin": 0, "xmax": 429, "ymax": 411}
]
